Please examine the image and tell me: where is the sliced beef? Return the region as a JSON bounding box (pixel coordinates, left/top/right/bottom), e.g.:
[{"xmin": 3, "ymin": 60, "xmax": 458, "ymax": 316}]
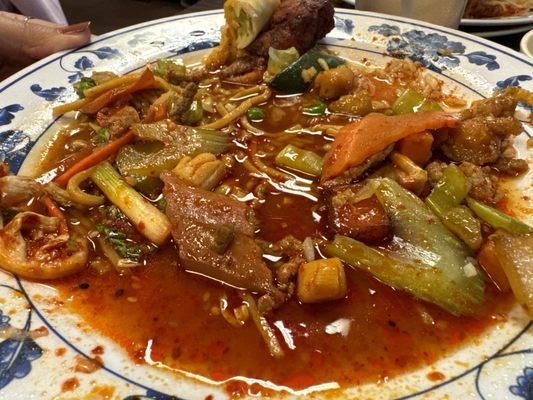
[
  {"xmin": 161, "ymin": 171, "xmax": 275, "ymax": 294},
  {"xmin": 327, "ymin": 184, "xmax": 391, "ymax": 244},
  {"xmin": 246, "ymin": 0, "xmax": 335, "ymax": 57},
  {"xmin": 219, "ymin": 55, "xmax": 266, "ymax": 79},
  {"xmin": 97, "ymin": 106, "xmax": 140, "ymax": 138}
]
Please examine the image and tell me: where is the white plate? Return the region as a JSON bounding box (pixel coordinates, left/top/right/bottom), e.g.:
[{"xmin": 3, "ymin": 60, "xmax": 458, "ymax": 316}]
[
  {"xmin": 342, "ymin": 0, "xmax": 356, "ymax": 5},
  {"xmin": 521, "ymin": 28, "xmax": 533, "ymax": 56},
  {"xmin": 461, "ymin": 12, "xmax": 533, "ymax": 26},
  {"xmin": 0, "ymin": 8, "xmax": 532, "ymax": 400}
]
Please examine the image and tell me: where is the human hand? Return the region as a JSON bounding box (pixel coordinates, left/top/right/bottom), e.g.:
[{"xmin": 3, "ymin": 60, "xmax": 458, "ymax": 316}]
[{"xmin": 0, "ymin": 12, "xmax": 91, "ymax": 80}]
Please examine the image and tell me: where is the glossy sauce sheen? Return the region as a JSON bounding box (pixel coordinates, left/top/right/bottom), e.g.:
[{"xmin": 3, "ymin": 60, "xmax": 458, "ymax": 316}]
[{"xmin": 48, "ymin": 76, "xmax": 512, "ymax": 394}]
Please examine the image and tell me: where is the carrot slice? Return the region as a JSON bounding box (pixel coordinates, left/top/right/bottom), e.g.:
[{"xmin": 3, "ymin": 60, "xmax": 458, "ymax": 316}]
[
  {"xmin": 80, "ymin": 68, "xmax": 155, "ymax": 114},
  {"xmin": 396, "ymin": 131, "xmax": 434, "ymax": 166},
  {"xmin": 54, "ymin": 131, "xmax": 135, "ymax": 187},
  {"xmin": 321, "ymin": 111, "xmax": 459, "ymax": 181}
]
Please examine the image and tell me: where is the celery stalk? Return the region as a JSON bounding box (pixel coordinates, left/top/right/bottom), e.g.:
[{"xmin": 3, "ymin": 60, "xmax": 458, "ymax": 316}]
[
  {"xmin": 392, "ymin": 88, "xmax": 442, "ymax": 115},
  {"xmin": 467, "ymin": 197, "xmax": 532, "ymax": 234},
  {"xmin": 426, "ymin": 165, "xmax": 482, "ymax": 249},
  {"xmin": 275, "ymin": 144, "xmax": 323, "ymax": 176},
  {"xmin": 426, "ymin": 164, "xmax": 469, "ymax": 216},
  {"xmin": 328, "ymin": 178, "xmax": 485, "ymax": 316},
  {"xmin": 91, "ymin": 162, "xmax": 171, "ymax": 245}
]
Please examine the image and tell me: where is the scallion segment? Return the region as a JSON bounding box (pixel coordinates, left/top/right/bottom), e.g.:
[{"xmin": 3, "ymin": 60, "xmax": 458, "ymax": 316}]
[{"xmin": 91, "ymin": 161, "xmax": 171, "ymax": 245}]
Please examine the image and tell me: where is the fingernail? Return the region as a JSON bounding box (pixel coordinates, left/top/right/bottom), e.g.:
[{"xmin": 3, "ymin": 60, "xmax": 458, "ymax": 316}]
[{"xmin": 59, "ymin": 21, "xmax": 91, "ymax": 34}]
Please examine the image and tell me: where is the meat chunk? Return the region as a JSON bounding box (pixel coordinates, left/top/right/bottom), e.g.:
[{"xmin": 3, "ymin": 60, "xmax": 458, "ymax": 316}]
[
  {"xmin": 327, "ymin": 184, "xmax": 391, "ymax": 244},
  {"xmin": 247, "ymin": 0, "xmax": 335, "ymax": 57},
  {"xmin": 97, "ymin": 106, "xmax": 140, "ymax": 138},
  {"xmin": 161, "ymin": 172, "xmax": 275, "ymax": 294},
  {"xmin": 441, "ymin": 116, "xmax": 522, "ymax": 165},
  {"xmin": 219, "ymin": 55, "xmax": 266, "ymax": 79},
  {"xmin": 441, "ymin": 89, "xmax": 524, "ymax": 166}
]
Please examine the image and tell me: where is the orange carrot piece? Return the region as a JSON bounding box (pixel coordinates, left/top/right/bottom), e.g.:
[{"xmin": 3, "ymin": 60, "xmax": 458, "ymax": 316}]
[
  {"xmin": 396, "ymin": 131, "xmax": 434, "ymax": 166},
  {"xmin": 321, "ymin": 111, "xmax": 459, "ymax": 181},
  {"xmin": 477, "ymin": 240, "xmax": 511, "ymax": 292},
  {"xmin": 80, "ymin": 68, "xmax": 155, "ymax": 114},
  {"xmin": 54, "ymin": 131, "xmax": 135, "ymax": 187}
]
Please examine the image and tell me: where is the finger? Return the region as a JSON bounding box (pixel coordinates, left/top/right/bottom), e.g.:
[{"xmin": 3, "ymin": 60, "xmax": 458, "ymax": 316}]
[{"xmin": 24, "ymin": 21, "xmax": 92, "ymax": 59}]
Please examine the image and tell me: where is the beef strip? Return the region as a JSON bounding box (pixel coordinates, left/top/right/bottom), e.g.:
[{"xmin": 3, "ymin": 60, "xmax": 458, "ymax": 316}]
[
  {"xmin": 219, "ymin": 55, "xmax": 266, "ymax": 79},
  {"xmin": 327, "ymin": 184, "xmax": 392, "ymax": 244},
  {"xmin": 246, "ymin": 0, "xmax": 335, "ymax": 57},
  {"xmin": 96, "ymin": 106, "xmax": 140, "ymax": 138},
  {"xmin": 161, "ymin": 171, "xmax": 276, "ymax": 294}
]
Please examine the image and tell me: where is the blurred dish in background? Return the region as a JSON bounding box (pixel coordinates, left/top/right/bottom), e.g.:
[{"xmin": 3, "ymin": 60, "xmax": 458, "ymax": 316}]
[
  {"xmin": 355, "ymin": 0, "xmax": 468, "ymax": 28},
  {"xmin": 461, "ymin": 0, "xmax": 533, "ymax": 25},
  {"xmin": 462, "ymin": 22, "xmax": 532, "ymax": 36},
  {"xmin": 520, "ymin": 28, "xmax": 533, "ymax": 56}
]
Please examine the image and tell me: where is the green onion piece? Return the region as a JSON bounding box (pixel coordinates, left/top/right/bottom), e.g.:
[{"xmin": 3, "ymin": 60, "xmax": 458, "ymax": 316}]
[
  {"xmin": 426, "ymin": 164, "xmax": 469, "ymax": 216},
  {"xmin": 91, "ymin": 161, "xmax": 171, "ymax": 245},
  {"xmin": 96, "ymin": 127, "xmax": 110, "ymax": 145},
  {"xmin": 303, "ymin": 100, "xmax": 327, "ymax": 116},
  {"xmin": 392, "ymin": 88, "xmax": 442, "ymax": 115},
  {"xmin": 275, "ymin": 144, "xmax": 323, "ymax": 176},
  {"xmin": 75, "ymin": 77, "xmax": 96, "ymax": 99},
  {"xmin": 247, "ymin": 107, "xmax": 265, "ymax": 121},
  {"xmin": 466, "ymin": 197, "xmax": 532, "ymax": 234},
  {"xmin": 183, "ymin": 100, "xmax": 204, "ymax": 125},
  {"xmin": 154, "ymin": 58, "xmax": 186, "ymax": 78}
]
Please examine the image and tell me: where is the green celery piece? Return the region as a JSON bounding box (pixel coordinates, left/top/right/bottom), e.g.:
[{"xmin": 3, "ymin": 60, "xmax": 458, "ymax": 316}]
[
  {"xmin": 275, "ymin": 144, "xmax": 323, "ymax": 176},
  {"xmin": 268, "ymin": 47, "xmax": 345, "ymax": 94},
  {"xmin": 442, "ymin": 206, "xmax": 482, "ymax": 250},
  {"xmin": 426, "ymin": 164, "xmax": 469, "ymax": 216},
  {"xmin": 392, "ymin": 88, "xmax": 443, "ymax": 115},
  {"xmin": 331, "ymin": 178, "xmax": 484, "ymax": 315},
  {"xmin": 467, "ymin": 197, "xmax": 532, "ymax": 234}
]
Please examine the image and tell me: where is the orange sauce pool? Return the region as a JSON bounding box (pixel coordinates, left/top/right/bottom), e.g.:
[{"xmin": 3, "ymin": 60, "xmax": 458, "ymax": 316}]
[
  {"xmin": 40, "ymin": 72, "xmax": 515, "ymax": 395},
  {"xmin": 55, "ymin": 247, "xmax": 511, "ymax": 392}
]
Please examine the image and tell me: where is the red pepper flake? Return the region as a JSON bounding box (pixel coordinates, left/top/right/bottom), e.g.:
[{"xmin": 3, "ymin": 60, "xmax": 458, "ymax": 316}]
[
  {"xmin": 427, "ymin": 371, "xmax": 445, "ymax": 381},
  {"xmin": 61, "ymin": 377, "xmax": 79, "ymax": 392},
  {"xmin": 91, "ymin": 345, "xmax": 105, "ymax": 355},
  {"xmin": 55, "ymin": 347, "xmax": 66, "ymax": 356},
  {"xmin": 204, "ymin": 396, "xmax": 214, "ymax": 400}
]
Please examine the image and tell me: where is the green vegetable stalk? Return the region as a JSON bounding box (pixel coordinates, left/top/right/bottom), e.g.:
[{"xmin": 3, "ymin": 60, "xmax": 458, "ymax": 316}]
[
  {"xmin": 425, "ymin": 164, "xmax": 482, "ymax": 249},
  {"xmin": 75, "ymin": 77, "xmax": 97, "ymax": 99},
  {"xmin": 182, "ymin": 100, "xmax": 204, "ymax": 125},
  {"xmin": 392, "ymin": 88, "xmax": 442, "ymax": 115},
  {"xmin": 275, "ymin": 144, "xmax": 323, "ymax": 176},
  {"xmin": 91, "ymin": 161, "xmax": 171, "ymax": 245},
  {"xmin": 467, "ymin": 197, "xmax": 532, "ymax": 234},
  {"xmin": 326, "ymin": 178, "xmax": 485, "ymax": 316},
  {"xmin": 153, "ymin": 58, "xmax": 186, "ymax": 79},
  {"xmin": 268, "ymin": 47, "xmax": 345, "ymax": 94}
]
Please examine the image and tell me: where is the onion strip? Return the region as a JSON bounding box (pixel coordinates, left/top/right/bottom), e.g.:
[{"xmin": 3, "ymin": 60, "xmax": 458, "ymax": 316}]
[
  {"xmin": 66, "ymin": 168, "xmax": 105, "ymax": 207},
  {"xmin": 243, "ymin": 293, "xmax": 284, "ymax": 358}
]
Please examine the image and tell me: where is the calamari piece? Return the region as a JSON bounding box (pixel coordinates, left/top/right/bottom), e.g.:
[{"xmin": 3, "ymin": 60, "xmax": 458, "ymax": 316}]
[{"xmin": 0, "ymin": 212, "xmax": 88, "ymax": 280}]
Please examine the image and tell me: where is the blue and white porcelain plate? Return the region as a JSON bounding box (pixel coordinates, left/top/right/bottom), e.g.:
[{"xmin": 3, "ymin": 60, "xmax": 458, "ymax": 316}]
[{"xmin": 0, "ymin": 9, "xmax": 531, "ymax": 400}]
